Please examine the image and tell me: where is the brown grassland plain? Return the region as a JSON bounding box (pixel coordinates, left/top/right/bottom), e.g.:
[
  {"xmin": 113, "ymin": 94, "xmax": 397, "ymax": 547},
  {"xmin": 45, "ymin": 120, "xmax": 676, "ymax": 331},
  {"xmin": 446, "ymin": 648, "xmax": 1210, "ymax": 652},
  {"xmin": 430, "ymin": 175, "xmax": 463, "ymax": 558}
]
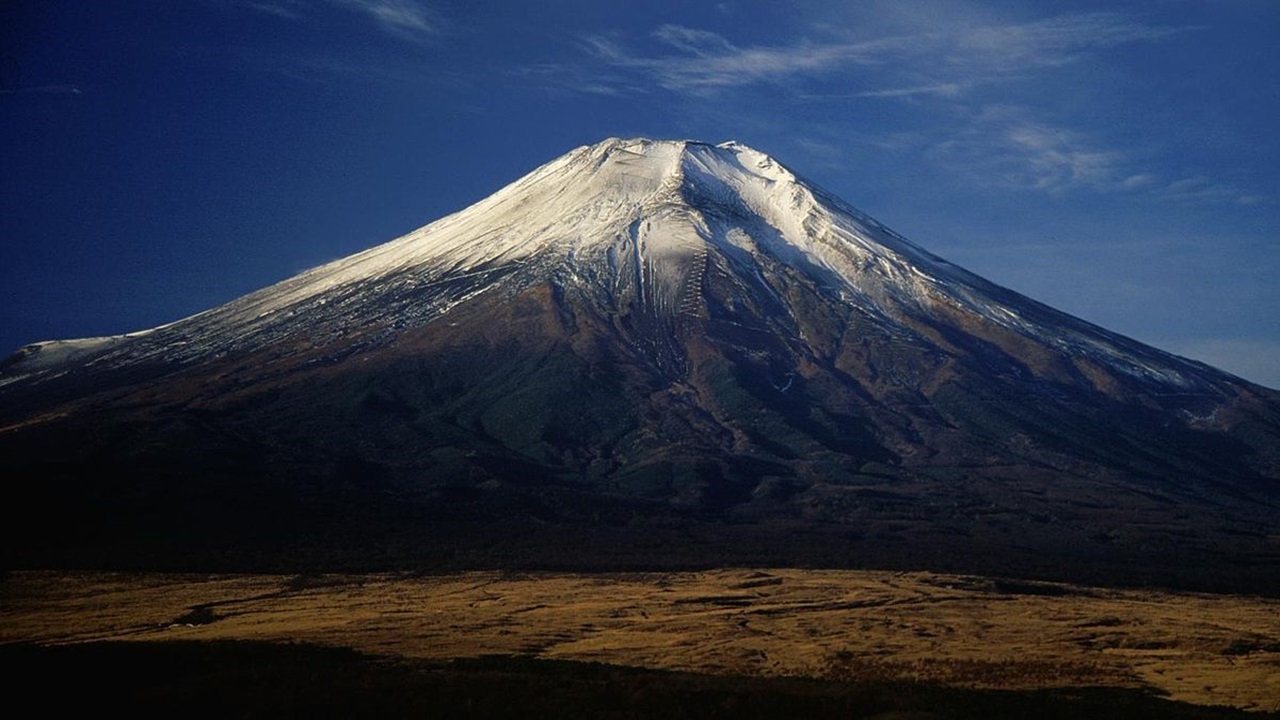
[{"xmin": 2, "ymin": 568, "xmax": 1278, "ymax": 713}]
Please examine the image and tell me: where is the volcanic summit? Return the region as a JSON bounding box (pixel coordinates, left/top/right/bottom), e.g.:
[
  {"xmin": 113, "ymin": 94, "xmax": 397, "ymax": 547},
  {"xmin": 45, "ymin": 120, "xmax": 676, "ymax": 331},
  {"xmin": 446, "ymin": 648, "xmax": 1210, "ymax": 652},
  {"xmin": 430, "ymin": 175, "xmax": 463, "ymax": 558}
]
[{"xmin": 2, "ymin": 138, "xmax": 1277, "ymax": 588}]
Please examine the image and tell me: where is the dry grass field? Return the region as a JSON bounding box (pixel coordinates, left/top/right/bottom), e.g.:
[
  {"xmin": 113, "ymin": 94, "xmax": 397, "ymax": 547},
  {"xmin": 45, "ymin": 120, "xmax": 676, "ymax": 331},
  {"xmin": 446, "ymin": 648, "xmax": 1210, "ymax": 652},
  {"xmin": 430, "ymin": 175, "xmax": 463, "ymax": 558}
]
[{"xmin": 3, "ymin": 569, "xmax": 1277, "ymax": 714}]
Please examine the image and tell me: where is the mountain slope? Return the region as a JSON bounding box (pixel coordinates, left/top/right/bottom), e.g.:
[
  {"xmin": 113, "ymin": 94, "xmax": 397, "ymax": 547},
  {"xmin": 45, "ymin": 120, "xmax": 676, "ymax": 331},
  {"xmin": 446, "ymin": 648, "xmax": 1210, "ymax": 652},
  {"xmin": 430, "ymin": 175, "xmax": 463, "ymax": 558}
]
[{"xmin": 2, "ymin": 138, "xmax": 1278, "ymax": 588}]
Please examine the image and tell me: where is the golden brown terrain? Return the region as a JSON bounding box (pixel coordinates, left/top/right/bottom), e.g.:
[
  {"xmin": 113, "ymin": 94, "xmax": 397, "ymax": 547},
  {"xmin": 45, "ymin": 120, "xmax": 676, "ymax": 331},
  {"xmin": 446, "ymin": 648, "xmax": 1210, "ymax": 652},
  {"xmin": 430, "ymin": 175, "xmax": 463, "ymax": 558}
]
[{"xmin": 3, "ymin": 569, "xmax": 1277, "ymax": 713}]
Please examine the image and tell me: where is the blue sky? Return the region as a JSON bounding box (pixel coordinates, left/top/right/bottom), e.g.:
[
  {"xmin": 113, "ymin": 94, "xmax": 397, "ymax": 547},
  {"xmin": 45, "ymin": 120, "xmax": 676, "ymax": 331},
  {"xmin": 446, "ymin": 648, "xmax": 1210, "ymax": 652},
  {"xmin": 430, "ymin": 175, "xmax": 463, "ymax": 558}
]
[{"xmin": 2, "ymin": 0, "xmax": 1277, "ymax": 387}]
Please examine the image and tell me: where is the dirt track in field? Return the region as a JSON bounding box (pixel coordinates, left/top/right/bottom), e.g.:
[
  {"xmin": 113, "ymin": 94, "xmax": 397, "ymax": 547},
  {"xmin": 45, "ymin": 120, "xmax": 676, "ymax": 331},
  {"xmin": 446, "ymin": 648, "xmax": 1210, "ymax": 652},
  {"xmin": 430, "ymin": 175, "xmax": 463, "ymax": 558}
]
[{"xmin": 3, "ymin": 569, "xmax": 1277, "ymax": 712}]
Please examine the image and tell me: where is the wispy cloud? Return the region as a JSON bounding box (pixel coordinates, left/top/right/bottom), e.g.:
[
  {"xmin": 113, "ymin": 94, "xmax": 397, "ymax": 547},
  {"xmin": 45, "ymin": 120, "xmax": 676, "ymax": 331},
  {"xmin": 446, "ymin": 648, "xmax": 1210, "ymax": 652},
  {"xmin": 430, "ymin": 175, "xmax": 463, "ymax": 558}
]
[
  {"xmin": 573, "ymin": 12, "xmax": 1184, "ymax": 97},
  {"xmin": 510, "ymin": 63, "xmax": 629, "ymax": 97},
  {"xmin": 218, "ymin": 0, "xmax": 441, "ymax": 42},
  {"xmin": 1155, "ymin": 176, "xmax": 1270, "ymax": 207},
  {"xmin": 579, "ymin": 28, "xmax": 897, "ymax": 94},
  {"xmin": 0, "ymin": 84, "xmax": 83, "ymax": 96},
  {"xmin": 928, "ymin": 107, "xmax": 1127, "ymax": 195},
  {"xmin": 921, "ymin": 109, "xmax": 1271, "ymax": 206},
  {"xmin": 847, "ymin": 83, "xmax": 964, "ymax": 99},
  {"xmin": 1120, "ymin": 174, "xmax": 1159, "ymax": 190},
  {"xmin": 327, "ymin": 0, "xmax": 439, "ymax": 41},
  {"xmin": 951, "ymin": 11, "xmax": 1185, "ymax": 72},
  {"xmin": 206, "ymin": 0, "xmax": 448, "ymax": 88},
  {"xmin": 236, "ymin": 1, "xmax": 303, "ymax": 19},
  {"xmin": 560, "ymin": 11, "xmax": 1266, "ymax": 207}
]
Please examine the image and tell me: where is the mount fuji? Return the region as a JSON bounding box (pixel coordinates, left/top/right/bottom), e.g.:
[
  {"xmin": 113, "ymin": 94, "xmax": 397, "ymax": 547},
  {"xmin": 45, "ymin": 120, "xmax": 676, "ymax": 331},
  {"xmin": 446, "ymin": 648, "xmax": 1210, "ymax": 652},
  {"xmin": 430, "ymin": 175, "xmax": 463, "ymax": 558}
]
[{"xmin": 2, "ymin": 138, "xmax": 1277, "ymax": 588}]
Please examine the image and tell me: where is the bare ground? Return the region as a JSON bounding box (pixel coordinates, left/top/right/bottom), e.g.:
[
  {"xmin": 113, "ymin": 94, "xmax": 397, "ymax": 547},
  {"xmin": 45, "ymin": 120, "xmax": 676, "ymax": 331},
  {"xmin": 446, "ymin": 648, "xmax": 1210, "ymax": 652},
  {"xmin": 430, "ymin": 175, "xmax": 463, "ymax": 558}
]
[{"xmin": 2, "ymin": 569, "xmax": 1277, "ymax": 713}]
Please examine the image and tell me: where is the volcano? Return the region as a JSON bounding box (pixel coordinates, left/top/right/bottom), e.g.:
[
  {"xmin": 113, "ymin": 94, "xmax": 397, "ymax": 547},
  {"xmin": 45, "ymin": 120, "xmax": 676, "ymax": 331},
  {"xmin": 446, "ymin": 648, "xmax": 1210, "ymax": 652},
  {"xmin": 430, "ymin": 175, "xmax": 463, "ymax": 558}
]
[{"xmin": 2, "ymin": 138, "xmax": 1277, "ymax": 589}]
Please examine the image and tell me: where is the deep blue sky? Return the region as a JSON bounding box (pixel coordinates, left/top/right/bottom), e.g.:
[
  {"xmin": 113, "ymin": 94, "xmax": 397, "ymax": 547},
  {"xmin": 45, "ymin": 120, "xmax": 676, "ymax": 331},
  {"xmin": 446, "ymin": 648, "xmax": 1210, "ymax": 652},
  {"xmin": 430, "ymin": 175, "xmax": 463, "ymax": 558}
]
[{"xmin": 2, "ymin": 1, "xmax": 1277, "ymax": 387}]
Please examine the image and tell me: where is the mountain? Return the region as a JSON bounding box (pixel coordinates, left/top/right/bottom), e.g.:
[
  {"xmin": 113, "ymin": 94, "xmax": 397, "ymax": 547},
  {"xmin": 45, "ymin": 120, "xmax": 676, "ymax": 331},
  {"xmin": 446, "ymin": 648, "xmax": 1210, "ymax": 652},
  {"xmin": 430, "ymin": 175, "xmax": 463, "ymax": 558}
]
[{"xmin": 2, "ymin": 138, "xmax": 1278, "ymax": 589}]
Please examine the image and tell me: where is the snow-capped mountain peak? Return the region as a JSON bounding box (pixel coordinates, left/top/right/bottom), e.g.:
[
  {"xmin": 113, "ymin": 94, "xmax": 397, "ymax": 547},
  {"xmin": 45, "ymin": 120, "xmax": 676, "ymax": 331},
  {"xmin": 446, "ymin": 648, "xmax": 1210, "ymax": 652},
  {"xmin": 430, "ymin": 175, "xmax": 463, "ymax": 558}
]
[
  {"xmin": 0, "ymin": 138, "xmax": 1243, "ymax": 395},
  {"xmin": 4, "ymin": 138, "xmax": 1278, "ymax": 583}
]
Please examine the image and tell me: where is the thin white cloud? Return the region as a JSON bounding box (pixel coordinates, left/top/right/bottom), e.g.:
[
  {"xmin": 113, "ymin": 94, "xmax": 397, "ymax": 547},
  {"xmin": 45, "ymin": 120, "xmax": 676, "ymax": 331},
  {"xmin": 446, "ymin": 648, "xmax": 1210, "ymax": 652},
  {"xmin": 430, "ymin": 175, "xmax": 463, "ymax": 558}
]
[
  {"xmin": 580, "ymin": 12, "xmax": 1185, "ymax": 95},
  {"xmin": 0, "ymin": 84, "xmax": 83, "ymax": 96},
  {"xmin": 789, "ymin": 138, "xmax": 845, "ymax": 168},
  {"xmin": 581, "ymin": 29, "xmax": 878, "ymax": 93},
  {"xmin": 650, "ymin": 25, "xmax": 738, "ymax": 57},
  {"xmin": 510, "ymin": 63, "xmax": 630, "ymax": 97},
  {"xmin": 573, "ymin": 12, "xmax": 1262, "ymax": 208},
  {"xmin": 221, "ymin": 0, "xmax": 440, "ymax": 41},
  {"xmin": 954, "ymin": 11, "xmax": 1185, "ymax": 72},
  {"xmin": 926, "ymin": 111, "xmax": 1261, "ymax": 206},
  {"xmin": 238, "ymin": 1, "xmax": 303, "ymax": 19},
  {"xmin": 1120, "ymin": 174, "xmax": 1159, "ymax": 190},
  {"xmin": 792, "ymin": 138, "xmax": 841, "ymax": 154},
  {"xmin": 838, "ymin": 82, "xmax": 964, "ymax": 99},
  {"xmin": 1155, "ymin": 176, "xmax": 1270, "ymax": 206},
  {"xmin": 928, "ymin": 107, "xmax": 1127, "ymax": 195},
  {"xmin": 946, "ymin": 119, "xmax": 1265, "ymax": 206},
  {"xmin": 1004, "ymin": 123, "xmax": 1117, "ymax": 191},
  {"xmin": 327, "ymin": 0, "xmax": 439, "ymax": 41}
]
